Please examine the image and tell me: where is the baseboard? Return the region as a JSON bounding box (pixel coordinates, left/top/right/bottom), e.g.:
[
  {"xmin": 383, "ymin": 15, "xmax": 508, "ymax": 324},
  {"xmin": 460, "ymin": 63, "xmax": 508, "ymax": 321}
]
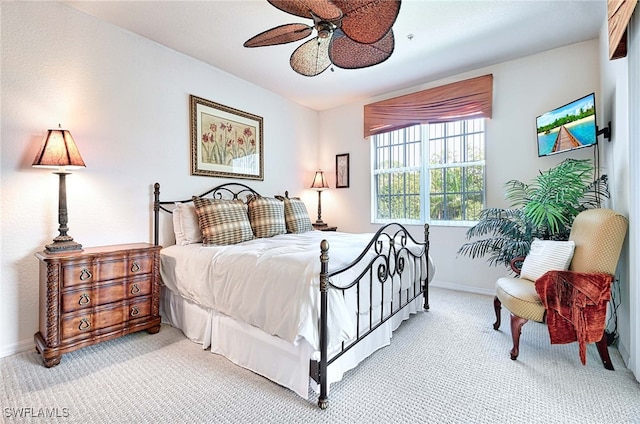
[
  {"xmin": 0, "ymin": 338, "xmax": 34, "ymax": 359},
  {"xmin": 617, "ymin": 338, "xmax": 631, "ymax": 368},
  {"xmin": 430, "ymin": 279, "xmax": 495, "ymax": 297}
]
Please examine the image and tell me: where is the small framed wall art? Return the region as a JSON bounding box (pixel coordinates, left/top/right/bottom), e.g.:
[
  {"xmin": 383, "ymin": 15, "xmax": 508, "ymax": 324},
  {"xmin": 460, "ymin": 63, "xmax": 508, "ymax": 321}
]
[
  {"xmin": 190, "ymin": 94, "xmax": 264, "ymax": 180},
  {"xmin": 336, "ymin": 153, "xmax": 349, "ymax": 188}
]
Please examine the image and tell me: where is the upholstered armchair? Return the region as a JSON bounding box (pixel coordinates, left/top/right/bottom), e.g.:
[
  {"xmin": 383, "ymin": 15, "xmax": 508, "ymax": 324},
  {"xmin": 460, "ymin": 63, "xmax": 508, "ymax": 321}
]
[{"xmin": 493, "ymin": 208, "xmax": 628, "ymax": 369}]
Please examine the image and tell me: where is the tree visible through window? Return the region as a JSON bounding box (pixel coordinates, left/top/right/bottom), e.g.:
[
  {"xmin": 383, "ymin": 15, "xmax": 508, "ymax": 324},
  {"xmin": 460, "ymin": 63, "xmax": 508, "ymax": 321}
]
[{"xmin": 372, "ymin": 118, "xmax": 485, "ymax": 225}]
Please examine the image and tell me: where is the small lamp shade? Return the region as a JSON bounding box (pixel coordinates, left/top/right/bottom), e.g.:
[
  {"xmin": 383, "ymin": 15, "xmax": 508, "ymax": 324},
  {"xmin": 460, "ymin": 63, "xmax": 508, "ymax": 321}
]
[
  {"xmin": 33, "ymin": 127, "xmax": 86, "ymax": 169},
  {"xmin": 310, "ymin": 170, "xmax": 329, "ymax": 190}
]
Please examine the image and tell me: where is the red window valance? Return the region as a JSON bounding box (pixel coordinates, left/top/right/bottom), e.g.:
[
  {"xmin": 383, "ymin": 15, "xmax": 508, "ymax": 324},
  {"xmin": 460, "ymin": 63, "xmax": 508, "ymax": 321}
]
[{"xmin": 363, "ymin": 74, "xmax": 493, "ymax": 138}]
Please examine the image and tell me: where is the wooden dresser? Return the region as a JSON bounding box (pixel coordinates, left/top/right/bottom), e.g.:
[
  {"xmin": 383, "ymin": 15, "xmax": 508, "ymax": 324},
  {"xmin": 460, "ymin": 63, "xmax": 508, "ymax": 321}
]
[{"xmin": 34, "ymin": 243, "xmax": 162, "ymax": 367}]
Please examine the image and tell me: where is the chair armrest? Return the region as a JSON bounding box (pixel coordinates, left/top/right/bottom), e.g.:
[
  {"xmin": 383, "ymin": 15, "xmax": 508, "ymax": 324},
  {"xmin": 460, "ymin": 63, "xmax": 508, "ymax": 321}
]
[{"xmin": 510, "ymin": 256, "xmax": 525, "ymax": 275}]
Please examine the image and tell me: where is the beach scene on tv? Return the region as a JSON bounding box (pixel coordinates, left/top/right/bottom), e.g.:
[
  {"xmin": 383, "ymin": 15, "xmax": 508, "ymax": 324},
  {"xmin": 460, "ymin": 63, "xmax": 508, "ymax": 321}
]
[{"xmin": 536, "ymin": 94, "xmax": 597, "ymax": 156}]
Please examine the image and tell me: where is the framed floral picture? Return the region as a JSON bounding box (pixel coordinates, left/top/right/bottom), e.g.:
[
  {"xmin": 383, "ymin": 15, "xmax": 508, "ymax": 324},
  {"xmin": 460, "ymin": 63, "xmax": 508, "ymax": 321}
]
[
  {"xmin": 190, "ymin": 95, "xmax": 264, "ymax": 180},
  {"xmin": 336, "ymin": 153, "xmax": 349, "ymax": 188}
]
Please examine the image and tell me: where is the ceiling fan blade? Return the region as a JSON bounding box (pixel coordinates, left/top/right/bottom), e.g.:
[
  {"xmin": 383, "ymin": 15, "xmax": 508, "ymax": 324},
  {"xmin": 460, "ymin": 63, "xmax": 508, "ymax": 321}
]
[
  {"xmin": 329, "ymin": 28, "xmax": 394, "ymax": 69},
  {"xmin": 268, "ymin": 0, "xmax": 342, "ymax": 21},
  {"xmin": 290, "ymin": 36, "xmax": 331, "ymax": 77},
  {"xmin": 244, "ymin": 23, "xmax": 313, "ymax": 47},
  {"xmin": 332, "ymin": 0, "xmax": 401, "ymax": 44}
]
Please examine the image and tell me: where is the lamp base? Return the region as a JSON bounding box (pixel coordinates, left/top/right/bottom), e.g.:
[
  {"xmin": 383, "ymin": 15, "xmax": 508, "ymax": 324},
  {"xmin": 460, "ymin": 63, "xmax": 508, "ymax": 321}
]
[
  {"xmin": 313, "ymin": 221, "xmax": 328, "ymax": 229},
  {"xmin": 45, "ymin": 237, "xmax": 83, "ymax": 254}
]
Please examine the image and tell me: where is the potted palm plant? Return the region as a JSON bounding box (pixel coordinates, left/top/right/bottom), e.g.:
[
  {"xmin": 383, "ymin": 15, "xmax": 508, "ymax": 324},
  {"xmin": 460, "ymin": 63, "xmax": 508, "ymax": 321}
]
[{"xmin": 457, "ymin": 159, "xmax": 609, "ymax": 269}]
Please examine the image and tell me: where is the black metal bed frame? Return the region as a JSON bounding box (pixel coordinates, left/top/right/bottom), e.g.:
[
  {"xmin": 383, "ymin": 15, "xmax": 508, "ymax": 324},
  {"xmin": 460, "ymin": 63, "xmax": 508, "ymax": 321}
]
[{"xmin": 152, "ymin": 182, "xmax": 430, "ymax": 409}]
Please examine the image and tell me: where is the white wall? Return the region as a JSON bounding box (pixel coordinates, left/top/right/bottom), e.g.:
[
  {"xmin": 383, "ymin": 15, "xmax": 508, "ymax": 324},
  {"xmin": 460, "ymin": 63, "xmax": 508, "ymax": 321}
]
[
  {"xmin": 0, "ymin": 2, "xmax": 318, "ymax": 356},
  {"xmin": 318, "ymin": 40, "xmax": 601, "ymax": 295}
]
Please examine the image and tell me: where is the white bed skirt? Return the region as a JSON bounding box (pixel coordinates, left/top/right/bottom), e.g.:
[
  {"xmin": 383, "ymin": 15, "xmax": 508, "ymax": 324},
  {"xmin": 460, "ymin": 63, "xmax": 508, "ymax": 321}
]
[{"xmin": 160, "ymin": 286, "xmax": 424, "ymax": 399}]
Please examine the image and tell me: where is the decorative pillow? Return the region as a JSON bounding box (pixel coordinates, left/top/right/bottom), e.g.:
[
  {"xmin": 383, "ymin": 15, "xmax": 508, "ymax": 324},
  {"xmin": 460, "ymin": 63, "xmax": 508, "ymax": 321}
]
[
  {"xmin": 172, "ymin": 202, "xmax": 202, "ymax": 245},
  {"xmin": 520, "ymin": 239, "xmax": 576, "ymax": 281},
  {"xmin": 192, "ymin": 197, "xmax": 254, "ymax": 246},
  {"xmin": 283, "ymin": 197, "xmax": 313, "ymax": 234},
  {"xmin": 247, "ymin": 196, "xmax": 286, "ymax": 238}
]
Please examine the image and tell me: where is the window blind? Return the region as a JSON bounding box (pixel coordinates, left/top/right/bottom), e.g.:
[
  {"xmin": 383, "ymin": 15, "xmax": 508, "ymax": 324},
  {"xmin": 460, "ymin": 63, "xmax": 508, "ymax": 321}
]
[{"xmin": 363, "ymin": 74, "xmax": 493, "ymax": 138}]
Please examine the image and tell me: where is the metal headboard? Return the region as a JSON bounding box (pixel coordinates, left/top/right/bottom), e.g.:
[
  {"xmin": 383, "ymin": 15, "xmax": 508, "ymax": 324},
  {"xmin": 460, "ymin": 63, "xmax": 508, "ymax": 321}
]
[{"xmin": 153, "ymin": 182, "xmax": 261, "ymax": 246}]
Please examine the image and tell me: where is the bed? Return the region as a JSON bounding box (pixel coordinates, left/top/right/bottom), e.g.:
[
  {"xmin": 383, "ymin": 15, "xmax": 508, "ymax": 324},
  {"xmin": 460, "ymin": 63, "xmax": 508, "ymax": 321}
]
[{"xmin": 152, "ymin": 182, "xmax": 434, "ymax": 408}]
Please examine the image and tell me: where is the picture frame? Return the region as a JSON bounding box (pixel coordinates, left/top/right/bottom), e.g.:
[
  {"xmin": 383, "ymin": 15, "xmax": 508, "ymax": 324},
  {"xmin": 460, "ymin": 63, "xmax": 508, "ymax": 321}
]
[
  {"xmin": 190, "ymin": 94, "xmax": 264, "ymax": 180},
  {"xmin": 336, "ymin": 153, "xmax": 350, "ymax": 188}
]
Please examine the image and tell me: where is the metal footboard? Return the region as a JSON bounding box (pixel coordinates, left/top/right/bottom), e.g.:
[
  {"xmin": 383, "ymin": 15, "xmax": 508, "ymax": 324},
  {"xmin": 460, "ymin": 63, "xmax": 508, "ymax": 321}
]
[{"xmin": 313, "ymin": 223, "xmax": 430, "ymax": 409}]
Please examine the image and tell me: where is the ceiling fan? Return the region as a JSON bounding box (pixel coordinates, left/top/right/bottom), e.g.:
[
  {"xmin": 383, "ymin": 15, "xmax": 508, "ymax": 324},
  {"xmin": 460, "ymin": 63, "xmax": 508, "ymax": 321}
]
[{"xmin": 243, "ymin": 0, "xmax": 401, "ymax": 77}]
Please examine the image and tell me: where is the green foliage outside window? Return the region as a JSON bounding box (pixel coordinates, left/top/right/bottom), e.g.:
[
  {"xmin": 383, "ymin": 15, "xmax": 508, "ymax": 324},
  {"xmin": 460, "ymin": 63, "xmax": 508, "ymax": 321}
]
[
  {"xmin": 373, "ymin": 119, "xmax": 485, "ymax": 223},
  {"xmin": 376, "ymin": 170, "xmax": 420, "ymax": 220}
]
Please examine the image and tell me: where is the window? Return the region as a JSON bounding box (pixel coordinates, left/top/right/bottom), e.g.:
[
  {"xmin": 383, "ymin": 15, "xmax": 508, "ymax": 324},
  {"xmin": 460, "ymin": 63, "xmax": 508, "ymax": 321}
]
[{"xmin": 372, "ymin": 118, "xmax": 485, "ymax": 225}]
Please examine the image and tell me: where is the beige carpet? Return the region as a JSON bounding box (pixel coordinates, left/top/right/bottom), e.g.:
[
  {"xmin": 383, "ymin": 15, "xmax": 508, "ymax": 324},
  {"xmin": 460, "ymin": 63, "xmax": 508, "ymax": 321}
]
[{"xmin": 2, "ymin": 287, "xmax": 639, "ymax": 423}]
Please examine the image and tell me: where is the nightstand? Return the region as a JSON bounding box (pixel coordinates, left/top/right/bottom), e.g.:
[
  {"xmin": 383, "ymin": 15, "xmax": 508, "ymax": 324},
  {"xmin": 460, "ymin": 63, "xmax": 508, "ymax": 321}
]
[
  {"xmin": 34, "ymin": 243, "xmax": 162, "ymax": 367},
  {"xmin": 313, "ymin": 224, "xmax": 337, "ymax": 231}
]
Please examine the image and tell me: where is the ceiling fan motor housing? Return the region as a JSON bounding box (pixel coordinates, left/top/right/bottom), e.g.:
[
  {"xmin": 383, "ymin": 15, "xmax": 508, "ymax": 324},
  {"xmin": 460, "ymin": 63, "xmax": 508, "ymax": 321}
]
[{"xmin": 316, "ymin": 21, "xmax": 334, "ymax": 39}]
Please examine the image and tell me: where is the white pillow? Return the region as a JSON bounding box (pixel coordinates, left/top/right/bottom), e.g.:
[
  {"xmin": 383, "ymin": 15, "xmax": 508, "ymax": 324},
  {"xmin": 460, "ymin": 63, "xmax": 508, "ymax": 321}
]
[
  {"xmin": 172, "ymin": 202, "xmax": 202, "ymax": 245},
  {"xmin": 520, "ymin": 239, "xmax": 575, "ymax": 281}
]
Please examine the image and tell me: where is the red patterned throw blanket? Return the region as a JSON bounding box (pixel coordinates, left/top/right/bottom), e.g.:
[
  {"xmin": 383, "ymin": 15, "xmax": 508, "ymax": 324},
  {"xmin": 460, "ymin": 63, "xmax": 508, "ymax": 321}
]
[{"xmin": 534, "ymin": 271, "xmax": 613, "ymax": 365}]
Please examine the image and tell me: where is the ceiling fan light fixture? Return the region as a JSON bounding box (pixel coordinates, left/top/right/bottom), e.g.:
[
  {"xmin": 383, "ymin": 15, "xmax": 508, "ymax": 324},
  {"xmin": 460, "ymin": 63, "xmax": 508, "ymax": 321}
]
[{"xmin": 316, "ymin": 21, "xmax": 333, "ymax": 39}]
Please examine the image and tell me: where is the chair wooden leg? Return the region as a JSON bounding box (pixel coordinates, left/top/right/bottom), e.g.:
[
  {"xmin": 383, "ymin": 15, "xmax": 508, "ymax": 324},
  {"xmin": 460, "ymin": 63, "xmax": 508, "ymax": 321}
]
[
  {"xmin": 509, "ymin": 314, "xmax": 528, "ymax": 360},
  {"xmin": 595, "ymin": 331, "xmax": 614, "ymax": 370},
  {"xmin": 493, "ymin": 296, "xmax": 502, "ymax": 330}
]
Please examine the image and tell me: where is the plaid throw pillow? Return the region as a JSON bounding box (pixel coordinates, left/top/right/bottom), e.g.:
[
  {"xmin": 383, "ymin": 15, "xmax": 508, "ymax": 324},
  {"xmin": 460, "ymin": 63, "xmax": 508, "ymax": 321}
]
[
  {"xmin": 283, "ymin": 197, "xmax": 312, "ymax": 233},
  {"xmin": 192, "ymin": 197, "xmax": 254, "ymax": 246},
  {"xmin": 247, "ymin": 196, "xmax": 286, "ymax": 238}
]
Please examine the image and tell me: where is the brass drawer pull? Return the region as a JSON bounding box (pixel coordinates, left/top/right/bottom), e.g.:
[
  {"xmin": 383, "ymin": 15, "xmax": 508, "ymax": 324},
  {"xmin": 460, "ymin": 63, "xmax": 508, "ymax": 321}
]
[
  {"xmin": 131, "ymin": 261, "xmax": 140, "ymax": 273},
  {"xmin": 130, "ymin": 306, "xmax": 140, "ymax": 317},
  {"xmin": 130, "ymin": 284, "xmax": 140, "ymax": 295},
  {"xmin": 78, "ymin": 293, "xmax": 90, "ymax": 305},
  {"xmin": 79, "ymin": 268, "xmax": 92, "ymax": 281},
  {"xmin": 78, "ymin": 318, "xmax": 91, "ymax": 331}
]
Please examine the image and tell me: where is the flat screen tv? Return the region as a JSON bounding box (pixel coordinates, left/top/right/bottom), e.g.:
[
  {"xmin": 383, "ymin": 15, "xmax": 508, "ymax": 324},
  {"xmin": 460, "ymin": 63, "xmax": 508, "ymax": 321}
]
[{"xmin": 536, "ymin": 93, "xmax": 598, "ymax": 157}]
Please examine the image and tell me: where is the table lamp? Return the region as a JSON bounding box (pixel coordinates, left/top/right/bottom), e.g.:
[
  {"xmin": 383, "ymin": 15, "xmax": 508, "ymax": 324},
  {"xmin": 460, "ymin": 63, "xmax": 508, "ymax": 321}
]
[
  {"xmin": 310, "ymin": 170, "xmax": 329, "ymax": 227},
  {"xmin": 32, "ymin": 125, "xmax": 86, "ymax": 253}
]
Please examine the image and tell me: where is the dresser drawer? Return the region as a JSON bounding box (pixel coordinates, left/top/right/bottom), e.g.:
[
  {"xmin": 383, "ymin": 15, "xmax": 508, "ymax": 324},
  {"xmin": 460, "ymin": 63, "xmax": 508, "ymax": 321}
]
[
  {"xmin": 126, "ymin": 278, "xmax": 152, "ymax": 299},
  {"xmin": 99, "ymin": 255, "xmax": 153, "ymax": 282},
  {"xmin": 61, "ymin": 283, "xmax": 125, "ymax": 314},
  {"xmin": 60, "ymin": 297, "xmax": 152, "ymax": 340},
  {"xmin": 60, "ymin": 276, "xmax": 152, "ymax": 313},
  {"xmin": 61, "ymin": 262, "xmax": 97, "ymax": 287},
  {"xmin": 61, "ymin": 254, "xmax": 153, "ymax": 287}
]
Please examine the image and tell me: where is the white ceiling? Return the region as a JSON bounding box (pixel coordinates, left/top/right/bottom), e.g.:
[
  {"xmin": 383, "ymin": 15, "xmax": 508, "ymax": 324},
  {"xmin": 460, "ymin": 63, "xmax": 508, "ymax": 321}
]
[{"xmin": 64, "ymin": 0, "xmax": 606, "ymax": 111}]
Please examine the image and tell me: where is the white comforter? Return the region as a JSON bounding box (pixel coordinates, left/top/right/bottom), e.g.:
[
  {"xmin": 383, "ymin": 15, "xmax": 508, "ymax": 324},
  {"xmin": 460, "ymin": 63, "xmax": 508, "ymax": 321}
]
[{"xmin": 160, "ymin": 230, "xmax": 429, "ymax": 350}]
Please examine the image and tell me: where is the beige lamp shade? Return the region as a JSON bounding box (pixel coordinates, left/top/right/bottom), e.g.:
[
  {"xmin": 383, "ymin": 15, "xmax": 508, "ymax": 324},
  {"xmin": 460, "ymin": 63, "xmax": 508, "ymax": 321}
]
[
  {"xmin": 33, "ymin": 127, "xmax": 86, "ymax": 169},
  {"xmin": 310, "ymin": 170, "xmax": 329, "ymax": 190}
]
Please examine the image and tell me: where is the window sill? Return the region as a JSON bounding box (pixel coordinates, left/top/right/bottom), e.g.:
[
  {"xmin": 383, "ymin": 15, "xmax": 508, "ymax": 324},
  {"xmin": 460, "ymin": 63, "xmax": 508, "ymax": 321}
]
[{"xmin": 371, "ymin": 219, "xmax": 478, "ymax": 228}]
